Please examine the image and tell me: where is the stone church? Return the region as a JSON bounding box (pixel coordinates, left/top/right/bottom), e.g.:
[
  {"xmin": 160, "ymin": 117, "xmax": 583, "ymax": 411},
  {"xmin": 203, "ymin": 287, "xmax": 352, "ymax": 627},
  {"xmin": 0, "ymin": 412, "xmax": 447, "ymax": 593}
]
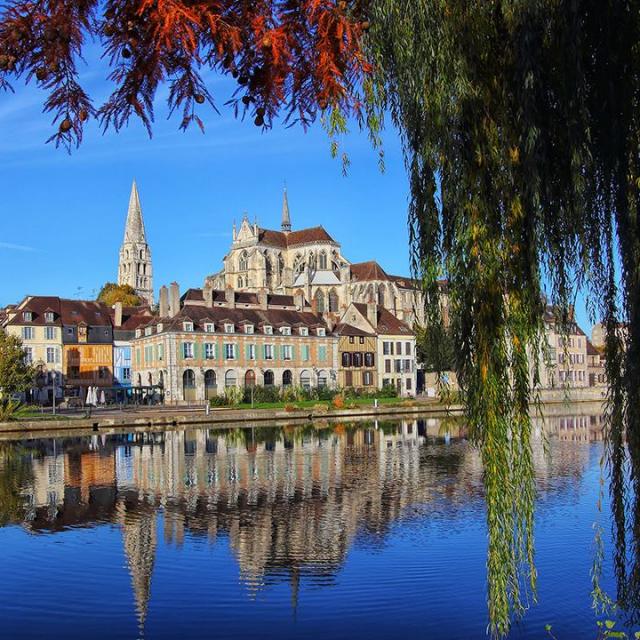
[{"xmin": 205, "ymin": 190, "xmax": 427, "ymax": 327}]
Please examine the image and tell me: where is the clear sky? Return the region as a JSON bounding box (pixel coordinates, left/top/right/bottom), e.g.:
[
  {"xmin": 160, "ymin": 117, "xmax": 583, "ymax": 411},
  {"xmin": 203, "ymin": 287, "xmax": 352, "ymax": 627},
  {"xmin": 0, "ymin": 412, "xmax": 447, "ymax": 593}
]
[{"xmin": 0, "ymin": 48, "xmax": 592, "ymax": 330}]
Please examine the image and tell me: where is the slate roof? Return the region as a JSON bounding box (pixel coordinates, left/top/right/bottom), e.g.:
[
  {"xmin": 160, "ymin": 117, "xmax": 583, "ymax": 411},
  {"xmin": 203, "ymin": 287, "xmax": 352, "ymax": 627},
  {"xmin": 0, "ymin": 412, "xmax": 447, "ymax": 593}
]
[
  {"xmin": 111, "ymin": 306, "xmax": 155, "ymax": 331},
  {"xmin": 180, "ymin": 288, "xmax": 303, "ymax": 308},
  {"xmin": 258, "ymin": 226, "xmax": 337, "ymax": 248},
  {"xmin": 153, "ymin": 304, "xmax": 327, "ymax": 334},
  {"xmin": 353, "ymin": 303, "xmax": 413, "ymax": 336},
  {"xmin": 6, "ymin": 296, "xmax": 62, "ymax": 325}
]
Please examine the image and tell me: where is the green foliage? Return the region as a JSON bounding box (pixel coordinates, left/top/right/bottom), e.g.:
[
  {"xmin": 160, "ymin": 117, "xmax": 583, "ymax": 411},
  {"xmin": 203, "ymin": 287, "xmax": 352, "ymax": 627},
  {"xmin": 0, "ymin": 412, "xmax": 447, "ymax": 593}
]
[
  {"xmin": 362, "ymin": 0, "xmax": 640, "ymax": 634},
  {"xmin": 416, "ymin": 324, "xmax": 454, "ymax": 373},
  {"xmin": 96, "ymin": 282, "xmax": 142, "ymax": 307},
  {"xmin": 0, "ymin": 399, "xmax": 22, "ymax": 421},
  {"xmin": 0, "ymin": 332, "xmax": 35, "ymax": 398}
]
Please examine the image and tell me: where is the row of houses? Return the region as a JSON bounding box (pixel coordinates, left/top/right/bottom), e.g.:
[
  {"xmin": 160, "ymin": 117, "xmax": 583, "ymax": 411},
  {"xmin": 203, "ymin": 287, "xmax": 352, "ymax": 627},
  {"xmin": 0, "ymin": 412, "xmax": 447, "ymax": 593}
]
[{"xmin": 1, "ymin": 285, "xmax": 417, "ymax": 405}]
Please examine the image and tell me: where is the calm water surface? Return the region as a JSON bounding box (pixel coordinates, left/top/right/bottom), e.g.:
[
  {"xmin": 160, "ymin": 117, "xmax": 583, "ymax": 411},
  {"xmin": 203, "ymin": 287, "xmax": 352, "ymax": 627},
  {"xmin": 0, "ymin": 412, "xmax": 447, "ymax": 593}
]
[{"xmin": 0, "ymin": 412, "xmax": 617, "ymax": 639}]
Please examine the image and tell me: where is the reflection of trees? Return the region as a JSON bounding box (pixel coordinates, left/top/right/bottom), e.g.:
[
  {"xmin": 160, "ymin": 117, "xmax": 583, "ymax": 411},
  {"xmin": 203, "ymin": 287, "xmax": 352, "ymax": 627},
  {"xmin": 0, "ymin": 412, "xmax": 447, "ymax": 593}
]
[{"xmin": 0, "ymin": 444, "xmax": 33, "ymax": 526}]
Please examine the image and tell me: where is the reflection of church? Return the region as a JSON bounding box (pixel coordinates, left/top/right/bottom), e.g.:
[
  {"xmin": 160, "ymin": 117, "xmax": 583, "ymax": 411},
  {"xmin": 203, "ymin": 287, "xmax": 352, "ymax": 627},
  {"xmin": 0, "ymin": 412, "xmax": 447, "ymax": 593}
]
[{"xmin": 205, "ymin": 190, "xmax": 427, "ymax": 326}]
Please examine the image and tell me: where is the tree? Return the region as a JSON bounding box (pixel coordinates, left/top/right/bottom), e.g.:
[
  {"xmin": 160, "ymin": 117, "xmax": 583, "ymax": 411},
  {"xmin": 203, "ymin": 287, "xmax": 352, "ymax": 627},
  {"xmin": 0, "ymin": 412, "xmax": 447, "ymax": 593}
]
[
  {"xmin": 0, "ymin": 332, "xmax": 34, "ymax": 398},
  {"xmin": 97, "ymin": 282, "xmax": 142, "ymax": 307}
]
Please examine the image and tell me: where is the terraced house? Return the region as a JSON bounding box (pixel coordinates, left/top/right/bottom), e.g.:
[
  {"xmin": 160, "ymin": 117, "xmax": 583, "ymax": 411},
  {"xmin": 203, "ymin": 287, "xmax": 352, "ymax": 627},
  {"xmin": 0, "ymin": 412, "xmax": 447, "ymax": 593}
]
[{"xmin": 132, "ymin": 283, "xmax": 337, "ymax": 404}]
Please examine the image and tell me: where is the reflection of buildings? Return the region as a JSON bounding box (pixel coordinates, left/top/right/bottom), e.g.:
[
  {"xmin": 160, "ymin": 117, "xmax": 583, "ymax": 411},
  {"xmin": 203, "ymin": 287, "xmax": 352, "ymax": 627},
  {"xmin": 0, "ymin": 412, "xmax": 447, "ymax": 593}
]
[{"xmin": 3, "ymin": 415, "xmax": 602, "ymax": 628}]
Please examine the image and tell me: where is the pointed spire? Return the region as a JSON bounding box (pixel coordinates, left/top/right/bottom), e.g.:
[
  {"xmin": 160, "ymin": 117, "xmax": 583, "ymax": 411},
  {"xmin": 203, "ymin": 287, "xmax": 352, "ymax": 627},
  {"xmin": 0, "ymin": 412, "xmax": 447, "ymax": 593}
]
[
  {"xmin": 281, "ymin": 186, "xmax": 291, "ymax": 233},
  {"xmin": 124, "ymin": 180, "xmax": 147, "ymax": 243}
]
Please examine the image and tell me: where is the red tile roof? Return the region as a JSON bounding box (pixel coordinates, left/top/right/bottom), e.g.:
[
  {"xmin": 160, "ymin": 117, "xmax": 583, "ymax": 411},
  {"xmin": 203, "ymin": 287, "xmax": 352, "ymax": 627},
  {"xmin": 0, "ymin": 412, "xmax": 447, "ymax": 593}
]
[
  {"xmin": 353, "ymin": 303, "xmax": 413, "ymax": 335},
  {"xmin": 259, "ymin": 226, "xmax": 336, "ymax": 248}
]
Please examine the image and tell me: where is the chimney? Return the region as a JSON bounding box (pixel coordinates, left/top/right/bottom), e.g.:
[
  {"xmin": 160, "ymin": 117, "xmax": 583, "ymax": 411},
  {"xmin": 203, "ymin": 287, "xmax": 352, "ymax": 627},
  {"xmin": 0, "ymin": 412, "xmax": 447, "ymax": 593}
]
[
  {"xmin": 169, "ymin": 282, "xmax": 180, "ymax": 318},
  {"xmin": 294, "ymin": 291, "xmax": 305, "ymax": 310},
  {"xmin": 203, "ymin": 283, "xmax": 213, "ymax": 307},
  {"xmin": 159, "ymin": 285, "xmax": 169, "ymax": 317},
  {"xmin": 113, "ymin": 302, "xmax": 123, "ymax": 328},
  {"xmin": 258, "ymin": 288, "xmax": 268, "ymax": 310},
  {"xmin": 225, "ymin": 286, "xmax": 236, "ymax": 309},
  {"xmin": 367, "ymin": 301, "xmax": 378, "ymax": 329}
]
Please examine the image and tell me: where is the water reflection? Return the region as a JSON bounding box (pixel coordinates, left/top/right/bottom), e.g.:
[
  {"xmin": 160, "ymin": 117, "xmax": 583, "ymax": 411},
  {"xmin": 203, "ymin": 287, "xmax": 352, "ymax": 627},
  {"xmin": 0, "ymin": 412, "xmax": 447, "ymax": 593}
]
[{"xmin": 0, "ymin": 411, "xmax": 608, "ymax": 638}]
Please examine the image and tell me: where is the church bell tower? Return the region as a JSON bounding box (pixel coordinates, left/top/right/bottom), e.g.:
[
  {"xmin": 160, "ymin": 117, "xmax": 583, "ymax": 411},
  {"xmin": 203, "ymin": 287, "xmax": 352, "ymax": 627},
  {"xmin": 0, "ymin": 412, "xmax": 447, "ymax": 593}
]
[{"xmin": 118, "ymin": 180, "xmax": 154, "ymax": 305}]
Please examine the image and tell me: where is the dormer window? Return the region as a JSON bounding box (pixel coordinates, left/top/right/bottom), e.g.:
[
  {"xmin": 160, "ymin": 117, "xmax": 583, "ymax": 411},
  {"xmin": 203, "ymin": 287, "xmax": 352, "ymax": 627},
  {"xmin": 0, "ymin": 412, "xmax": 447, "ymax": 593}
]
[
  {"xmin": 299, "ymin": 327, "xmax": 308, "ymax": 336},
  {"xmin": 224, "ymin": 323, "xmax": 234, "ymax": 334},
  {"xmin": 244, "ymin": 324, "xmax": 254, "ymax": 334},
  {"xmin": 135, "ymin": 329, "xmax": 142, "ymax": 338},
  {"xmin": 44, "ymin": 312, "xmax": 54, "ymax": 323},
  {"xmin": 183, "ymin": 322, "xmax": 194, "ymax": 332},
  {"xmin": 264, "ymin": 325, "xmax": 273, "ymax": 335},
  {"xmin": 144, "ymin": 327, "xmax": 153, "ymax": 336},
  {"xmin": 204, "ymin": 323, "xmax": 215, "ymax": 333},
  {"xmin": 317, "ymin": 328, "xmax": 326, "ymax": 337},
  {"xmin": 280, "ymin": 326, "xmax": 291, "ymax": 336},
  {"xmin": 157, "ymin": 323, "xmax": 163, "ymax": 333},
  {"xmin": 23, "ymin": 311, "xmax": 32, "ymax": 322}
]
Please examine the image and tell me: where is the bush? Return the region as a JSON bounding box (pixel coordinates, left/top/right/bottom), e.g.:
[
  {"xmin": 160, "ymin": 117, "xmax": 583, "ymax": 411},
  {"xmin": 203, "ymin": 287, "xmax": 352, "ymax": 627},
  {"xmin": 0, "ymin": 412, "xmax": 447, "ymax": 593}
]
[
  {"xmin": 0, "ymin": 399, "xmax": 24, "ymax": 421},
  {"xmin": 249, "ymin": 385, "xmax": 281, "ymax": 404},
  {"xmin": 209, "ymin": 395, "xmax": 229, "ymax": 407},
  {"xmin": 332, "ymin": 395, "xmax": 345, "ymax": 409}
]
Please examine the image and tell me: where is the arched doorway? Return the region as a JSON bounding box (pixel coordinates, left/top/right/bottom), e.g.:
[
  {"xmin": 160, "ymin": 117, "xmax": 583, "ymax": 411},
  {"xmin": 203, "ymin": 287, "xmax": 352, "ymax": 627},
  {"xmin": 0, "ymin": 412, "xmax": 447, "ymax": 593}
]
[
  {"xmin": 225, "ymin": 370, "xmax": 237, "ymax": 387},
  {"xmin": 264, "ymin": 370, "xmax": 274, "ymax": 386},
  {"xmin": 183, "ymin": 369, "xmax": 196, "ymax": 402},
  {"xmin": 204, "ymin": 370, "xmax": 217, "ymax": 399},
  {"xmin": 283, "ymin": 370, "xmax": 293, "ymax": 387},
  {"xmin": 317, "ymin": 370, "xmax": 328, "ymax": 388},
  {"xmin": 300, "ymin": 370, "xmax": 311, "ymax": 390},
  {"xmin": 244, "ymin": 370, "xmax": 256, "ymax": 387}
]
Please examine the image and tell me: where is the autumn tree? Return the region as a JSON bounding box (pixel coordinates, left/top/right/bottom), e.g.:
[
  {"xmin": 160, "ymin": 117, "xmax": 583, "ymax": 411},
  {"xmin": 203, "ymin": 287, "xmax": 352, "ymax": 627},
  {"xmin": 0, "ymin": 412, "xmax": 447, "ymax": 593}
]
[{"xmin": 97, "ymin": 282, "xmax": 142, "ymax": 307}]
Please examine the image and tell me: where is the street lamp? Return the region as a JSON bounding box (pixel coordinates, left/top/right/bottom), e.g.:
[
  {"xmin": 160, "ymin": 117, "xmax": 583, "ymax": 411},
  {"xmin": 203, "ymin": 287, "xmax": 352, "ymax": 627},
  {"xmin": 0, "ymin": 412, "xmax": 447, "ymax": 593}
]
[{"xmin": 51, "ymin": 370, "xmax": 56, "ymax": 416}]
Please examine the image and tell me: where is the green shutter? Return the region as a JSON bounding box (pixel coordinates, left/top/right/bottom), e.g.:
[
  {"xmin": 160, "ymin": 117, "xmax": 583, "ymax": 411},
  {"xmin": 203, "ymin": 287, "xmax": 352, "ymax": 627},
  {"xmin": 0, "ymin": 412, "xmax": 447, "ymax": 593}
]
[
  {"xmin": 291, "ymin": 345, "xmax": 296, "ymax": 361},
  {"xmin": 193, "ymin": 342, "xmax": 200, "ymax": 360},
  {"xmin": 262, "ymin": 344, "xmax": 267, "ymax": 360},
  {"xmin": 280, "ymin": 345, "xmax": 286, "ymax": 360},
  {"xmin": 246, "ymin": 344, "xmax": 251, "ymax": 360}
]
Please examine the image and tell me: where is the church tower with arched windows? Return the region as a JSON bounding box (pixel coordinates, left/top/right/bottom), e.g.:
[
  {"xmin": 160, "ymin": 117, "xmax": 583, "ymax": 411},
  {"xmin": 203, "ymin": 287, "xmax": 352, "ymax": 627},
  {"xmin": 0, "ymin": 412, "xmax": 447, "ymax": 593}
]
[{"xmin": 118, "ymin": 180, "xmax": 154, "ymax": 305}]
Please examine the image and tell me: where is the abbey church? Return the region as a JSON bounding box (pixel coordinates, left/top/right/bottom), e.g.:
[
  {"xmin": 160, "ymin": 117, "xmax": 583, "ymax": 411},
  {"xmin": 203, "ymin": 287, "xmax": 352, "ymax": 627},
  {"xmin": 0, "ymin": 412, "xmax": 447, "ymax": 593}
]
[{"xmin": 205, "ymin": 189, "xmax": 427, "ymax": 327}]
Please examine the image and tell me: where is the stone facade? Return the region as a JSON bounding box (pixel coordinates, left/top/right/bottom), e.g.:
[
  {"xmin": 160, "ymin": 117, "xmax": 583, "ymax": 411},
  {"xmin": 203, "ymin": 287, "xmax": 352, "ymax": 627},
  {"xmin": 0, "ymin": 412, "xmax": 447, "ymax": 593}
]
[
  {"xmin": 118, "ymin": 181, "xmax": 154, "ymax": 305},
  {"xmin": 132, "ymin": 285, "xmax": 338, "ymax": 405},
  {"xmin": 205, "ymin": 190, "xmax": 436, "ymax": 328}
]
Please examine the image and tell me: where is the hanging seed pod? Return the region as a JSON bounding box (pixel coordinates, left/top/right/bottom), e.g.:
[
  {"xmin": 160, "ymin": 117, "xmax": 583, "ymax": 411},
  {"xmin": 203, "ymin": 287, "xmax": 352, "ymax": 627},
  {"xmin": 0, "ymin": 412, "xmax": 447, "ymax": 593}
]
[
  {"xmin": 48, "ymin": 61, "xmax": 60, "ymax": 73},
  {"xmin": 254, "ymin": 114, "xmax": 264, "ymax": 127},
  {"xmin": 0, "ymin": 55, "xmax": 9, "ymax": 71},
  {"xmin": 242, "ymin": 95, "xmax": 252, "ymax": 105},
  {"xmin": 79, "ymin": 109, "xmax": 89, "ymax": 122},
  {"xmin": 238, "ymin": 74, "xmax": 248, "ymax": 85},
  {"xmin": 360, "ymin": 20, "xmax": 370, "ymax": 31},
  {"xmin": 318, "ymin": 98, "xmax": 328, "ymax": 110},
  {"xmin": 231, "ymin": 69, "xmax": 239, "ymax": 78},
  {"xmin": 35, "ymin": 67, "xmax": 48, "ymax": 81},
  {"xmin": 104, "ymin": 24, "xmax": 115, "ymax": 37},
  {"xmin": 105, "ymin": 8, "xmax": 115, "ymax": 20},
  {"xmin": 122, "ymin": 48, "xmax": 131, "ymax": 58},
  {"xmin": 59, "ymin": 118, "xmax": 72, "ymax": 133},
  {"xmin": 194, "ymin": 94, "xmax": 205, "ymax": 104},
  {"xmin": 256, "ymin": 106, "xmax": 266, "ymax": 117},
  {"xmin": 262, "ymin": 35, "xmax": 271, "ymax": 49},
  {"xmin": 44, "ymin": 26, "xmax": 57, "ymax": 42}
]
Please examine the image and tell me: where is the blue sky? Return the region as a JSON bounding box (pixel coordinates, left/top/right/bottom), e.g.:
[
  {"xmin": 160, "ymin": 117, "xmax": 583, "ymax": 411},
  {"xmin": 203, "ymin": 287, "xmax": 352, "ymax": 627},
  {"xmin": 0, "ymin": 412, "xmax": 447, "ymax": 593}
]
[{"xmin": 0, "ymin": 49, "xmax": 592, "ymax": 329}]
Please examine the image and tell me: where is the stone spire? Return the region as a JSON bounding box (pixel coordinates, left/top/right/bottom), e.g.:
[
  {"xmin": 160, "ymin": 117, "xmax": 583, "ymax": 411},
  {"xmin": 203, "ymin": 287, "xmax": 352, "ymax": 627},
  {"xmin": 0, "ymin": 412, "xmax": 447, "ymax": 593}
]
[
  {"xmin": 281, "ymin": 187, "xmax": 291, "ymax": 233},
  {"xmin": 118, "ymin": 180, "xmax": 154, "ymax": 306},
  {"xmin": 124, "ymin": 180, "xmax": 147, "ymax": 243}
]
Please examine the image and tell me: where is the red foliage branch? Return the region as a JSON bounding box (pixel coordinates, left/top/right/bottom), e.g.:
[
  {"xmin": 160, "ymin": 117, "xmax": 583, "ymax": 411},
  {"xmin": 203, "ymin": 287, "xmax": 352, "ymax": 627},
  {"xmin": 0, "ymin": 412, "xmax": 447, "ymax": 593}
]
[{"xmin": 0, "ymin": 0, "xmax": 372, "ymax": 150}]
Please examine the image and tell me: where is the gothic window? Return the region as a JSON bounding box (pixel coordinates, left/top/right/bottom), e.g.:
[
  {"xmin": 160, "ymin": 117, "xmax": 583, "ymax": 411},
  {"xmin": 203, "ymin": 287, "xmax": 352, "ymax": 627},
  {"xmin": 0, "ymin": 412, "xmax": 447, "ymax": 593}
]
[
  {"xmin": 294, "ymin": 253, "xmax": 304, "ymax": 274},
  {"xmin": 239, "ymin": 251, "xmax": 248, "ymax": 271},
  {"xmin": 139, "ymin": 249, "xmax": 144, "ymax": 259},
  {"xmin": 378, "ymin": 284, "xmax": 386, "ymax": 307},
  {"xmin": 265, "ymin": 256, "xmax": 273, "ymax": 275},
  {"xmin": 278, "ymin": 253, "xmax": 284, "ymax": 273},
  {"xmin": 319, "ymin": 251, "xmax": 327, "ymax": 269},
  {"xmin": 315, "ymin": 290, "xmax": 326, "ymax": 313},
  {"xmin": 329, "ymin": 289, "xmax": 339, "ymax": 312},
  {"xmin": 238, "ymin": 276, "xmax": 244, "ymax": 288}
]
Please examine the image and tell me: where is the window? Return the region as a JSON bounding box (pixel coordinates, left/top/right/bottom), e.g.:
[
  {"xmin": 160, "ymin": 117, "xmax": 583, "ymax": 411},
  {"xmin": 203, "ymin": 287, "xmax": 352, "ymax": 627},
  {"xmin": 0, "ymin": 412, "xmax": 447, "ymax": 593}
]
[
  {"xmin": 23, "ymin": 311, "xmax": 32, "ymax": 322},
  {"xmin": 364, "ymin": 352, "xmax": 375, "ymax": 367},
  {"xmin": 302, "ymin": 345, "xmax": 310, "ymax": 361},
  {"xmin": 264, "ymin": 325, "xmax": 273, "ymax": 335},
  {"xmin": 300, "ymin": 370, "xmax": 312, "ymax": 389},
  {"xmin": 396, "ymin": 341, "xmax": 402, "ymax": 354},
  {"xmin": 239, "ymin": 251, "xmax": 248, "ymax": 271},
  {"xmin": 45, "ymin": 312, "xmax": 54, "ymax": 323},
  {"xmin": 328, "ymin": 289, "xmax": 339, "ymax": 312},
  {"xmin": 98, "ymin": 367, "xmax": 109, "ymax": 379},
  {"xmin": 315, "ymin": 290, "xmax": 326, "ymax": 313},
  {"xmin": 23, "ymin": 347, "xmax": 33, "ymax": 364},
  {"xmin": 318, "ymin": 371, "xmax": 328, "ymax": 387},
  {"xmin": 157, "ymin": 323, "xmax": 164, "ymax": 333},
  {"xmin": 122, "ymin": 367, "xmax": 131, "ymax": 381},
  {"xmin": 299, "ymin": 327, "xmax": 308, "ymax": 336},
  {"xmin": 404, "ymin": 359, "xmax": 412, "ymax": 373},
  {"xmin": 248, "ymin": 344, "xmax": 256, "ymax": 360},
  {"xmin": 145, "ymin": 327, "xmax": 152, "ymax": 336},
  {"xmin": 264, "ymin": 370, "xmax": 274, "ymax": 386},
  {"xmin": 224, "ymin": 343, "xmax": 236, "ymax": 359},
  {"xmin": 395, "ymin": 360, "xmax": 402, "ymax": 373},
  {"xmin": 317, "ymin": 328, "xmax": 326, "ymax": 337},
  {"xmin": 45, "ymin": 326, "xmax": 56, "ymax": 340},
  {"xmin": 342, "ymin": 352, "xmax": 352, "ymax": 367},
  {"xmin": 183, "ymin": 342, "xmax": 194, "ymax": 358},
  {"xmin": 349, "ymin": 336, "xmax": 355, "ymax": 344},
  {"xmin": 244, "ymin": 324, "xmax": 254, "ymax": 334},
  {"xmin": 405, "ymin": 342, "xmax": 412, "ymax": 355},
  {"xmin": 385, "ymin": 359, "xmax": 392, "ymax": 373},
  {"xmin": 280, "ymin": 326, "xmax": 291, "ymax": 335},
  {"xmin": 204, "ymin": 323, "xmax": 215, "ymax": 333},
  {"xmin": 224, "ymin": 323, "xmax": 234, "ymax": 334},
  {"xmin": 406, "ymin": 378, "xmax": 412, "ymax": 391},
  {"xmin": 183, "ymin": 322, "xmax": 194, "ymax": 332},
  {"xmin": 264, "ymin": 345, "xmax": 274, "ymax": 360},
  {"xmin": 359, "ymin": 336, "xmax": 365, "ymax": 344},
  {"xmin": 282, "ymin": 345, "xmax": 293, "ymax": 360},
  {"xmin": 353, "ymin": 352, "xmax": 363, "ymax": 367},
  {"xmin": 157, "ymin": 344, "xmax": 164, "ymax": 361},
  {"xmin": 345, "ymin": 371, "xmax": 353, "ymax": 386},
  {"xmin": 68, "ymin": 365, "xmax": 80, "ymax": 379},
  {"xmin": 383, "ymin": 341, "xmax": 393, "ymax": 355},
  {"xmin": 22, "ymin": 327, "xmax": 33, "ymax": 340},
  {"xmin": 205, "ymin": 343, "xmax": 215, "ymax": 359},
  {"xmin": 363, "ymin": 371, "xmax": 373, "ymax": 386},
  {"xmin": 319, "ymin": 252, "xmax": 327, "ymax": 269},
  {"xmin": 225, "ymin": 370, "xmax": 237, "ymax": 387},
  {"xmin": 46, "ymin": 347, "xmax": 57, "ymax": 363}
]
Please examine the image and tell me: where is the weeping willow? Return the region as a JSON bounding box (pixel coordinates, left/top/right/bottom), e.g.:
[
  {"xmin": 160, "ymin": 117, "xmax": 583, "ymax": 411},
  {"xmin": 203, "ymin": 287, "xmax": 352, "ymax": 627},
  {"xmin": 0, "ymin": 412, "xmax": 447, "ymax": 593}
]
[{"xmin": 360, "ymin": 0, "xmax": 640, "ymax": 635}]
